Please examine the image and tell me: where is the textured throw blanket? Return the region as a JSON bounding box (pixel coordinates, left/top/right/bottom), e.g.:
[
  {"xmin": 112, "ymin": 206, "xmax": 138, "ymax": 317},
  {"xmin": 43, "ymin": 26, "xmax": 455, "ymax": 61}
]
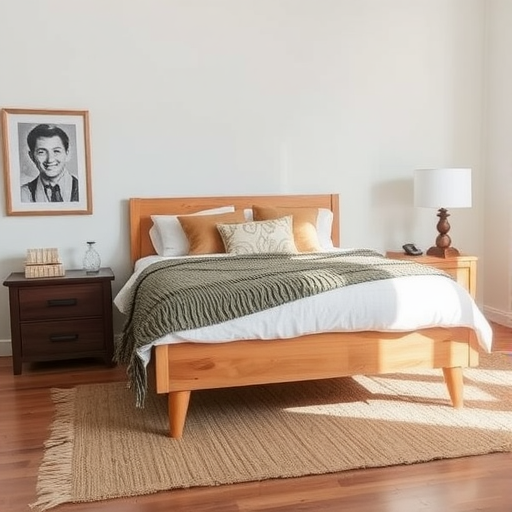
[{"xmin": 115, "ymin": 249, "xmax": 449, "ymax": 405}]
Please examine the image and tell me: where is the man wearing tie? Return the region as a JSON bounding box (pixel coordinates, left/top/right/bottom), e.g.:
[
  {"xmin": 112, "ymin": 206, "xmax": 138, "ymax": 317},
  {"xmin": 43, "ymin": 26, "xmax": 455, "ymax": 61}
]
[{"xmin": 21, "ymin": 124, "xmax": 79, "ymax": 203}]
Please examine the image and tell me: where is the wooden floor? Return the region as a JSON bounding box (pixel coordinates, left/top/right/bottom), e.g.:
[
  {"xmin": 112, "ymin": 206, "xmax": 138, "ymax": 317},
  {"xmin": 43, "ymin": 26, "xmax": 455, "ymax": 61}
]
[{"xmin": 1, "ymin": 323, "xmax": 511, "ymax": 512}]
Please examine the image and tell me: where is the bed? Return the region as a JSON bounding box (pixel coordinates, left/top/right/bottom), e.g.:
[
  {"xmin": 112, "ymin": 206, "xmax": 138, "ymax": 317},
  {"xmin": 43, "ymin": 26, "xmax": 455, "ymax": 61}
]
[{"xmin": 120, "ymin": 193, "xmax": 490, "ymax": 438}]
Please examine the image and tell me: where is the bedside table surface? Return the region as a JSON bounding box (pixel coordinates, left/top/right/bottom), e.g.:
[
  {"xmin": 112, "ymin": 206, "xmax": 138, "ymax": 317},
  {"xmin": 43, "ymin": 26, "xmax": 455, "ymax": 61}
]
[
  {"xmin": 385, "ymin": 252, "xmax": 477, "ymax": 263},
  {"xmin": 3, "ymin": 267, "xmax": 114, "ymax": 286}
]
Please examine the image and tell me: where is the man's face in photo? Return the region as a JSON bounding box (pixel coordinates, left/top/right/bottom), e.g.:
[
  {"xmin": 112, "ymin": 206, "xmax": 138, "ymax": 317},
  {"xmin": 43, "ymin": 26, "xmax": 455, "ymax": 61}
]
[{"xmin": 29, "ymin": 135, "xmax": 69, "ymax": 180}]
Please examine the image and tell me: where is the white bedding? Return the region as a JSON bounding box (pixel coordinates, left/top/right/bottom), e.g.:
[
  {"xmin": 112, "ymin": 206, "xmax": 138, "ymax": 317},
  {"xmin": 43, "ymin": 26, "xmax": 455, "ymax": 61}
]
[{"xmin": 114, "ymin": 251, "xmax": 493, "ymax": 366}]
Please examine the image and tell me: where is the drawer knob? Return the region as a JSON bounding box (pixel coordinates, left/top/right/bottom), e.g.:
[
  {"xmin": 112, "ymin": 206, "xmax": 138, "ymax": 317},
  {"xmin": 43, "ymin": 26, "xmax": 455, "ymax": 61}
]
[
  {"xmin": 50, "ymin": 334, "xmax": 79, "ymax": 342},
  {"xmin": 47, "ymin": 298, "xmax": 77, "ymax": 307}
]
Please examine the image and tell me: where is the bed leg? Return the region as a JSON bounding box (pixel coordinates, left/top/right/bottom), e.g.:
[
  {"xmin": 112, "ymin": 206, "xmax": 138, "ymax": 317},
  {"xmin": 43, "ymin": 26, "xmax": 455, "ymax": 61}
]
[
  {"xmin": 442, "ymin": 367, "xmax": 463, "ymax": 408},
  {"xmin": 168, "ymin": 390, "xmax": 191, "ymax": 438}
]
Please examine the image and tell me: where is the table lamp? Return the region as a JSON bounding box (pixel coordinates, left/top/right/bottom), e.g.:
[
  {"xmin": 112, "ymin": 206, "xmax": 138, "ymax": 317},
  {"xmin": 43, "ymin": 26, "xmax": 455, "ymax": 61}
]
[{"xmin": 414, "ymin": 168, "xmax": 472, "ymax": 258}]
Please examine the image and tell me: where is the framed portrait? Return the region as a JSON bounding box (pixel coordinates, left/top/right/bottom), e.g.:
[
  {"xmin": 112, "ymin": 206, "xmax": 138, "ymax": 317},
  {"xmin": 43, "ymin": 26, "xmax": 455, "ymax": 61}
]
[{"xmin": 1, "ymin": 108, "xmax": 92, "ymax": 215}]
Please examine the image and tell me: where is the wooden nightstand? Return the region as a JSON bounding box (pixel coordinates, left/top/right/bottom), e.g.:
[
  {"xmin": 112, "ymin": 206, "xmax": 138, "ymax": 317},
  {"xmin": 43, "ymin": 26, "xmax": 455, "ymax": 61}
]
[
  {"xmin": 385, "ymin": 252, "xmax": 477, "ymax": 299},
  {"xmin": 3, "ymin": 268, "xmax": 115, "ymax": 375}
]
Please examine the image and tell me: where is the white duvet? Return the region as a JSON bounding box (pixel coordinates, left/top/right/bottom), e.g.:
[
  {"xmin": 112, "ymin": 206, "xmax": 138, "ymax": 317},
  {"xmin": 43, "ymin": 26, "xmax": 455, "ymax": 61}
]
[{"xmin": 114, "ymin": 251, "xmax": 493, "ymax": 367}]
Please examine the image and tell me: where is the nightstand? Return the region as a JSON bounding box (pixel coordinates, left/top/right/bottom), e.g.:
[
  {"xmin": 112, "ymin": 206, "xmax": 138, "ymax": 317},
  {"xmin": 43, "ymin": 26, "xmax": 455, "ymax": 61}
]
[
  {"xmin": 3, "ymin": 268, "xmax": 115, "ymax": 375},
  {"xmin": 385, "ymin": 252, "xmax": 477, "ymax": 299}
]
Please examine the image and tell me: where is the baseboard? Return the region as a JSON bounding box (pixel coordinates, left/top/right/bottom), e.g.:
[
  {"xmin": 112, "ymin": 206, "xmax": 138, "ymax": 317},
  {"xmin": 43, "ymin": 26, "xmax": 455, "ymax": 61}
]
[
  {"xmin": 483, "ymin": 305, "xmax": 512, "ymax": 327},
  {"xmin": 0, "ymin": 339, "xmax": 12, "ymax": 357}
]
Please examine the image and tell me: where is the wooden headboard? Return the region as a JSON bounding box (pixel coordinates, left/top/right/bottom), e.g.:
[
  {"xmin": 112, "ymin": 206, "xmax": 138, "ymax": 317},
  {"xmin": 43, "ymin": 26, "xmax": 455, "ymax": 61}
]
[{"xmin": 129, "ymin": 194, "xmax": 340, "ymax": 264}]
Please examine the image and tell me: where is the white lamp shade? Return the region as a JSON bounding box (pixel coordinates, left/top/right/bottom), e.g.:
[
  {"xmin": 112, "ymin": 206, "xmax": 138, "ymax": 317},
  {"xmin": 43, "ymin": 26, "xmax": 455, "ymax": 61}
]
[{"xmin": 414, "ymin": 168, "xmax": 472, "ymax": 208}]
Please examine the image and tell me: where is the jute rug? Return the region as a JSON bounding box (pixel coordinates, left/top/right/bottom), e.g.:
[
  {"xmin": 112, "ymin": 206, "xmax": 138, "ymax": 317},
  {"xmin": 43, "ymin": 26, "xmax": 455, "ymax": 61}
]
[{"xmin": 33, "ymin": 353, "xmax": 512, "ymax": 510}]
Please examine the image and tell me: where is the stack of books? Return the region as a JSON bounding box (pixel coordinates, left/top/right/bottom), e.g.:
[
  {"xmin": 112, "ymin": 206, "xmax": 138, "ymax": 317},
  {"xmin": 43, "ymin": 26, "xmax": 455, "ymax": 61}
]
[{"xmin": 25, "ymin": 248, "xmax": 65, "ymax": 278}]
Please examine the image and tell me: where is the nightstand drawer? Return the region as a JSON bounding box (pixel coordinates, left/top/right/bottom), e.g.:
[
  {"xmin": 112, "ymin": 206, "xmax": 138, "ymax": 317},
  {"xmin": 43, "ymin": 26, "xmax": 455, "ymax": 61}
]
[
  {"xmin": 19, "ymin": 283, "xmax": 103, "ymax": 321},
  {"xmin": 20, "ymin": 318, "xmax": 105, "ymax": 356}
]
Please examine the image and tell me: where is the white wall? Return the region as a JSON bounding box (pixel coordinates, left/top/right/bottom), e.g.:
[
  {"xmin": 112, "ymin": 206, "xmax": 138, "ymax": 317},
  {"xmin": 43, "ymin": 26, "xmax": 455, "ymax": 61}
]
[
  {"xmin": 482, "ymin": 0, "xmax": 512, "ymax": 326},
  {"xmin": 0, "ymin": 1, "xmax": 489, "ymax": 349}
]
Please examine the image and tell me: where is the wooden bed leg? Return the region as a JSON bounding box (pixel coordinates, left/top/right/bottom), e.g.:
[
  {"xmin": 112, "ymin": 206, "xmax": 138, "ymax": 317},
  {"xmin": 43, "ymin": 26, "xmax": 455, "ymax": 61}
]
[
  {"xmin": 442, "ymin": 367, "xmax": 463, "ymax": 409},
  {"xmin": 168, "ymin": 390, "xmax": 191, "ymax": 438}
]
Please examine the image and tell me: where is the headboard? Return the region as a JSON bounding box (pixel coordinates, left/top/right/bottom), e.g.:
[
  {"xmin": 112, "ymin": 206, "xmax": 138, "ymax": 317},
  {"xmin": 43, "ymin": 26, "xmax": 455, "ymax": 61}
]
[{"xmin": 129, "ymin": 194, "xmax": 340, "ymax": 264}]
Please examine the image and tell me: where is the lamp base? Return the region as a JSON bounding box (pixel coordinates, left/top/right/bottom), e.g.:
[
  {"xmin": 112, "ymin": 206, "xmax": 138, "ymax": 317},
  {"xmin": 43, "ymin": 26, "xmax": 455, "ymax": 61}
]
[{"xmin": 426, "ymin": 246, "xmax": 461, "ymax": 258}]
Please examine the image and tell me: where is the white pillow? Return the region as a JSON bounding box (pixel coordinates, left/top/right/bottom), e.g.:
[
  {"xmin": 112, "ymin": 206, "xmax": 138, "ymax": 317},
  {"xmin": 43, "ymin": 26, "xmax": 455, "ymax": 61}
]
[
  {"xmin": 243, "ymin": 208, "xmax": 253, "ymax": 221},
  {"xmin": 317, "ymin": 208, "xmax": 335, "ymax": 249},
  {"xmin": 150, "ymin": 206, "xmax": 235, "ymax": 256},
  {"xmin": 217, "ymin": 216, "xmax": 298, "ymax": 255}
]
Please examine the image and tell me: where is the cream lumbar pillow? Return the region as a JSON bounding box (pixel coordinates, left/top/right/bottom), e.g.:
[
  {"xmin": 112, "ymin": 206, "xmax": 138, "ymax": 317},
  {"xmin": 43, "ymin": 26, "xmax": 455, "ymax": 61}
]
[{"xmin": 217, "ymin": 216, "xmax": 299, "ymax": 255}]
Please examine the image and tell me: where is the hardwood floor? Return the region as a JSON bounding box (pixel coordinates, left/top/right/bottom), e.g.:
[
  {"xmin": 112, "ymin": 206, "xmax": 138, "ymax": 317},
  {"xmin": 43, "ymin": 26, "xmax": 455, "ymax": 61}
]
[{"xmin": 0, "ymin": 322, "xmax": 511, "ymax": 512}]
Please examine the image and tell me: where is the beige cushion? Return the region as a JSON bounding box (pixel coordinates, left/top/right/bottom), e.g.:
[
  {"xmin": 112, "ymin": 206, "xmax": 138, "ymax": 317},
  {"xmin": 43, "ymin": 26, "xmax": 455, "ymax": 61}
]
[
  {"xmin": 178, "ymin": 211, "xmax": 245, "ymax": 255},
  {"xmin": 252, "ymin": 206, "xmax": 322, "ymax": 252},
  {"xmin": 217, "ymin": 216, "xmax": 298, "ymax": 255}
]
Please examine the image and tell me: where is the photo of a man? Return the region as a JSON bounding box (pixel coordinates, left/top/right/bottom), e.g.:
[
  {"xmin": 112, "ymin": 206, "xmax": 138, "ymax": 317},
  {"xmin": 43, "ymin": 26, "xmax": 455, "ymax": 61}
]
[
  {"xmin": 2, "ymin": 108, "xmax": 91, "ymax": 216},
  {"xmin": 21, "ymin": 124, "xmax": 79, "ymax": 203}
]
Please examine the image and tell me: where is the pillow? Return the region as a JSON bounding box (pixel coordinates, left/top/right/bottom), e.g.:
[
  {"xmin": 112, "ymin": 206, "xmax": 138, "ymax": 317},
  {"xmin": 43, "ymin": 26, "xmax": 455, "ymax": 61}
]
[
  {"xmin": 178, "ymin": 211, "xmax": 245, "ymax": 255},
  {"xmin": 252, "ymin": 205, "xmax": 322, "ymax": 252},
  {"xmin": 317, "ymin": 208, "xmax": 335, "ymax": 249},
  {"xmin": 243, "ymin": 208, "xmax": 253, "ymax": 221},
  {"xmin": 217, "ymin": 216, "xmax": 298, "ymax": 255},
  {"xmin": 150, "ymin": 206, "xmax": 235, "ymax": 256}
]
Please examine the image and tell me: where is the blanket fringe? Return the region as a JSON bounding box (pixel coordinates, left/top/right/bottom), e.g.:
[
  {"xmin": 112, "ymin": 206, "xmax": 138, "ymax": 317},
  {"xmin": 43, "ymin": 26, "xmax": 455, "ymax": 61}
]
[{"xmin": 30, "ymin": 388, "xmax": 76, "ymax": 511}]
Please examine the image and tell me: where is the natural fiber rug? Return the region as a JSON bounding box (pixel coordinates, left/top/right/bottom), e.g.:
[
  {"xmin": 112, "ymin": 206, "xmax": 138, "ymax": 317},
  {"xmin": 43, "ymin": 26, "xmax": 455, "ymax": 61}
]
[{"xmin": 33, "ymin": 353, "xmax": 512, "ymax": 510}]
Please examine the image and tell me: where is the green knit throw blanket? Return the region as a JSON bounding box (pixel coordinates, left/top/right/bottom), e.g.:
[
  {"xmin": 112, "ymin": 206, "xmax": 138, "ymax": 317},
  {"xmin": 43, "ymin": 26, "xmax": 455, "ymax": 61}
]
[{"xmin": 115, "ymin": 249, "xmax": 449, "ymax": 405}]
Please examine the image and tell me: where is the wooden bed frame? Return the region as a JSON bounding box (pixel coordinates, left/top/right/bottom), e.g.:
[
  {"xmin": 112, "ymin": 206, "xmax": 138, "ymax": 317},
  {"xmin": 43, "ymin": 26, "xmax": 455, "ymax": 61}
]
[{"xmin": 129, "ymin": 194, "xmax": 480, "ymax": 438}]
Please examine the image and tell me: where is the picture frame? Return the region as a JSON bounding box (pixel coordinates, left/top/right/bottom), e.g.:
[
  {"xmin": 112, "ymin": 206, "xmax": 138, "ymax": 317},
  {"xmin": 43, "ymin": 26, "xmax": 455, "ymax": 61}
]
[{"xmin": 1, "ymin": 108, "xmax": 92, "ymax": 215}]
